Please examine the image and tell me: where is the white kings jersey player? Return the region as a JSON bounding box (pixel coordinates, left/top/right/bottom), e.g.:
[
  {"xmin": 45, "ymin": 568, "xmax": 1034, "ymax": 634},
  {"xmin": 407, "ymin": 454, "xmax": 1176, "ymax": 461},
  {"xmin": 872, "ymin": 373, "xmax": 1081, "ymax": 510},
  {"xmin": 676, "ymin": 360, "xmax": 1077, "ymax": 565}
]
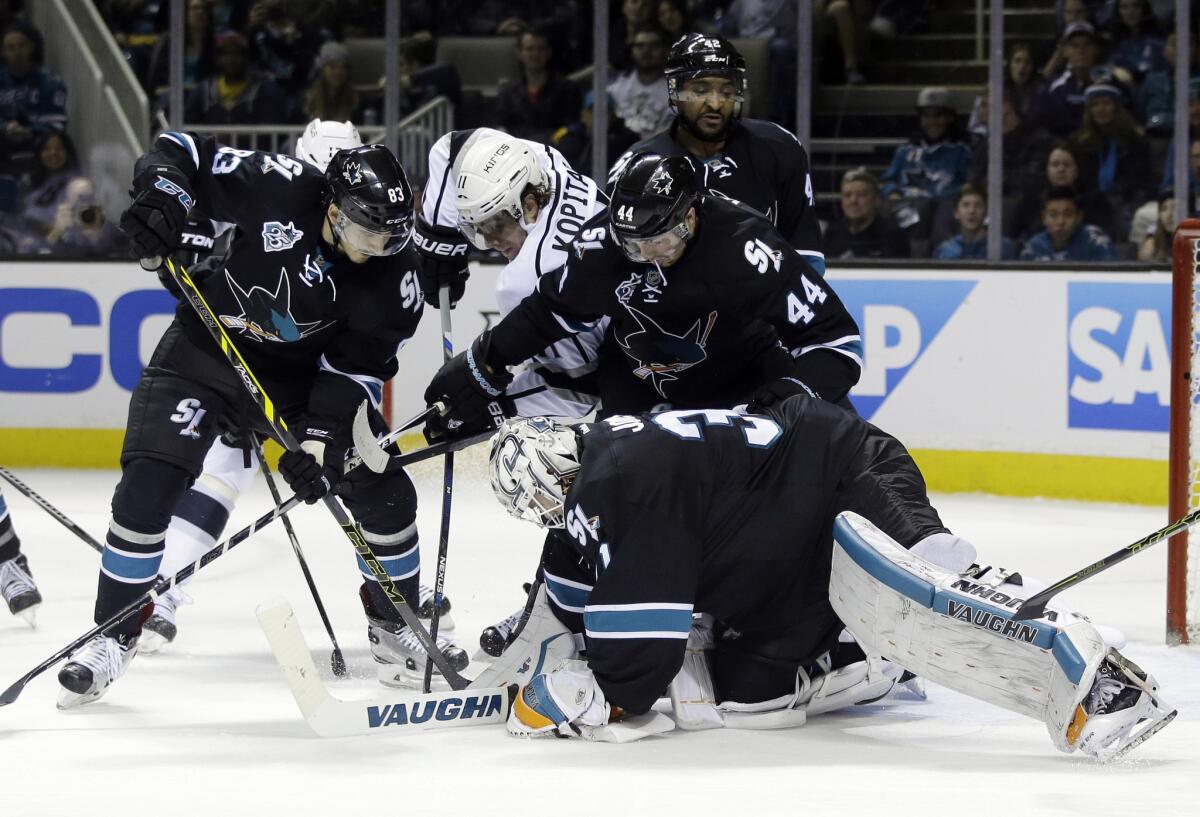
[{"xmin": 421, "ymin": 128, "xmax": 607, "ymax": 418}]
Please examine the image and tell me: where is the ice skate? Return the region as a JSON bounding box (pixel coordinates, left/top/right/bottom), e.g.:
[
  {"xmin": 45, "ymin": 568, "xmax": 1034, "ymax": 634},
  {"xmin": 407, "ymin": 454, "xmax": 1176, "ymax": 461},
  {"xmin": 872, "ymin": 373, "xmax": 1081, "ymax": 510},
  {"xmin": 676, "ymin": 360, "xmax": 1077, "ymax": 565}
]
[
  {"xmin": 1070, "ymin": 650, "xmax": 1176, "ymax": 761},
  {"xmin": 478, "ymin": 605, "xmax": 524, "ymax": 658},
  {"xmin": 139, "ymin": 585, "xmax": 192, "ymax": 654},
  {"xmin": 417, "ymin": 582, "xmax": 454, "ymax": 631},
  {"xmin": 368, "ymin": 615, "xmax": 468, "ymax": 689},
  {"xmin": 56, "ymin": 633, "xmax": 139, "ymax": 709},
  {"xmin": 1, "ymin": 553, "xmax": 42, "ymax": 627}
]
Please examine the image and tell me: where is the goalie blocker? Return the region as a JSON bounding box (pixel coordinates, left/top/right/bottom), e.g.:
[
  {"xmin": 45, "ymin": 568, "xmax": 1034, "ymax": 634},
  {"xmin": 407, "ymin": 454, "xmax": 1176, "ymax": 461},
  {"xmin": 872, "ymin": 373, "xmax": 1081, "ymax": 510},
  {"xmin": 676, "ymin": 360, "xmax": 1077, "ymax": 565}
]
[{"xmin": 831, "ymin": 512, "xmax": 1176, "ymax": 761}]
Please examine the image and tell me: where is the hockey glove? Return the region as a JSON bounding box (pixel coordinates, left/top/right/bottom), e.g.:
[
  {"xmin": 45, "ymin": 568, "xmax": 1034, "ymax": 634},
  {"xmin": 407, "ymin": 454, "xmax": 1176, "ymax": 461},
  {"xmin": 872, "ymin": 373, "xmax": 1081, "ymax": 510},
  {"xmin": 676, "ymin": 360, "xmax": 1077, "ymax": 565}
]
[
  {"xmin": 508, "ymin": 660, "xmax": 614, "ymax": 739},
  {"xmin": 414, "ymin": 216, "xmax": 471, "ymax": 308},
  {"xmin": 278, "ymin": 425, "xmax": 344, "ymax": 504},
  {"xmin": 423, "ymin": 330, "xmax": 513, "ymax": 442},
  {"xmin": 120, "ymin": 166, "xmax": 194, "ymax": 262},
  {"xmin": 745, "ymin": 376, "xmax": 818, "ymax": 414}
]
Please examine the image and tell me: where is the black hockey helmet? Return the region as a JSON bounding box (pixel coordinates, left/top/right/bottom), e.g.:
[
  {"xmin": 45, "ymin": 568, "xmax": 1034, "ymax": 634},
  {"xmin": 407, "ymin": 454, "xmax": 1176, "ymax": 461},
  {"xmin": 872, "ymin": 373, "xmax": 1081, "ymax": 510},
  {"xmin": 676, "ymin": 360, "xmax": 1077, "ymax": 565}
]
[
  {"xmin": 324, "ymin": 144, "xmax": 414, "ymax": 257},
  {"xmin": 609, "ymin": 152, "xmax": 698, "ymax": 263},
  {"xmin": 665, "ymin": 33, "xmax": 747, "ymax": 120}
]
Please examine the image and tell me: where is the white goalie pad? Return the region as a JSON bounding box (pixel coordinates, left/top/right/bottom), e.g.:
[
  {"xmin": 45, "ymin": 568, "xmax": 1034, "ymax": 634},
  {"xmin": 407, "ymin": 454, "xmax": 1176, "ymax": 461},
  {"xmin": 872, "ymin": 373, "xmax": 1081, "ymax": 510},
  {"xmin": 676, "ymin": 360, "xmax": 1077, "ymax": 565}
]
[
  {"xmin": 829, "ymin": 512, "xmax": 1109, "ymax": 754},
  {"xmin": 469, "ymin": 584, "xmax": 580, "ymax": 691}
]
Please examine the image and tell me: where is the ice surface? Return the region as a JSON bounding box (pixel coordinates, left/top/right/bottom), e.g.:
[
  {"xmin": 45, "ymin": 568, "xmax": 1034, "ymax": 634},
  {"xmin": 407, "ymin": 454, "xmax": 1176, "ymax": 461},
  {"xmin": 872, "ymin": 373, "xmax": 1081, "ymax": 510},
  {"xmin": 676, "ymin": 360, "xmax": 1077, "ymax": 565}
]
[{"xmin": 2, "ymin": 453, "xmax": 1197, "ymax": 817}]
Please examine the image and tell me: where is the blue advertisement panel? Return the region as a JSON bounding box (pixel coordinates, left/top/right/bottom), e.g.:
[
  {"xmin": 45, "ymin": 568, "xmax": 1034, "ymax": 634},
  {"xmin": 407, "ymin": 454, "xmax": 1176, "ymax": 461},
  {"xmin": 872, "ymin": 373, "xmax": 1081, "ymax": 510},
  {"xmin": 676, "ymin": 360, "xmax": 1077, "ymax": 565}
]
[{"xmin": 1066, "ymin": 282, "xmax": 1171, "ymax": 433}]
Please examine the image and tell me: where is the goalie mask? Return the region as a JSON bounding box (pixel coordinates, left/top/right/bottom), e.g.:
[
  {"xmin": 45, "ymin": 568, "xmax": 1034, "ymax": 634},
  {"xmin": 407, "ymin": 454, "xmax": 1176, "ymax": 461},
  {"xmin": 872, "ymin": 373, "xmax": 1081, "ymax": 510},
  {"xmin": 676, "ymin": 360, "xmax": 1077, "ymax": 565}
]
[
  {"xmin": 324, "ymin": 144, "xmax": 414, "ymax": 257},
  {"xmin": 296, "ymin": 118, "xmax": 363, "ymax": 172},
  {"xmin": 454, "ymin": 134, "xmax": 550, "ymax": 251},
  {"xmin": 489, "ymin": 417, "xmax": 582, "ymax": 529}
]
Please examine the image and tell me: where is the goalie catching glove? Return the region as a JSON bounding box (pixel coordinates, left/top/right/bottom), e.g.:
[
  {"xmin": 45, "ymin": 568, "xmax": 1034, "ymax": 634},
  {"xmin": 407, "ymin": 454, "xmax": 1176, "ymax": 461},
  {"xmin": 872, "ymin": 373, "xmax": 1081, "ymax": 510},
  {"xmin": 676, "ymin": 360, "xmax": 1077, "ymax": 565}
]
[
  {"xmin": 278, "ymin": 424, "xmax": 346, "ymax": 503},
  {"xmin": 120, "ymin": 165, "xmax": 194, "ymax": 260},
  {"xmin": 414, "ymin": 216, "xmax": 471, "ymax": 308},
  {"xmin": 423, "ymin": 330, "xmax": 513, "ymax": 441}
]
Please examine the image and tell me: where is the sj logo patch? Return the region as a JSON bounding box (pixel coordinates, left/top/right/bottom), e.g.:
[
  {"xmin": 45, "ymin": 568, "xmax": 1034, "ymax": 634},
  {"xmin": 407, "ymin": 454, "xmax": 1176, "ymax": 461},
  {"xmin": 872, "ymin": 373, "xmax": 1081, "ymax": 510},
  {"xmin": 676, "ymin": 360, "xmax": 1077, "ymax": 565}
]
[{"xmin": 262, "ymin": 221, "xmax": 304, "ymax": 253}]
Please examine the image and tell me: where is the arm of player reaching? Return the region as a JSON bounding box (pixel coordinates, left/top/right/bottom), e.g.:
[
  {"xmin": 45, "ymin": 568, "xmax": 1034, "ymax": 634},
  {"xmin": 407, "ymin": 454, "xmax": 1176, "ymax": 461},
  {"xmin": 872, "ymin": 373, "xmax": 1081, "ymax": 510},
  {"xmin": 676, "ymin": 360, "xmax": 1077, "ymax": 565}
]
[{"xmin": 416, "ymin": 131, "xmax": 472, "ymax": 308}]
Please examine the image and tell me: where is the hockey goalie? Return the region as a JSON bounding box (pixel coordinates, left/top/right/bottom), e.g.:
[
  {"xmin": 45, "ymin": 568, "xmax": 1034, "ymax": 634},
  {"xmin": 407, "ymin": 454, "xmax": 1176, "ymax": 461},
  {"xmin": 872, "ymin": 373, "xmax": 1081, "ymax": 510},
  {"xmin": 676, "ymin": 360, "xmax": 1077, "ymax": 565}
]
[{"xmin": 479, "ymin": 397, "xmax": 1176, "ymax": 760}]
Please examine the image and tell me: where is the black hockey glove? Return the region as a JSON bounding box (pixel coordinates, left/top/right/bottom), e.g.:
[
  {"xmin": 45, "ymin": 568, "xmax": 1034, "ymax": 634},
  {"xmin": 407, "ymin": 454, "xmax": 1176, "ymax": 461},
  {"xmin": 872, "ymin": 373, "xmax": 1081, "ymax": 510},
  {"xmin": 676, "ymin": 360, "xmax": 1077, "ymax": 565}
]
[
  {"xmin": 278, "ymin": 425, "xmax": 345, "ymax": 504},
  {"xmin": 746, "ymin": 377, "xmax": 818, "ymax": 414},
  {"xmin": 414, "ymin": 216, "xmax": 471, "ymax": 308},
  {"xmin": 120, "ymin": 166, "xmax": 194, "ymax": 262},
  {"xmin": 423, "ymin": 330, "xmax": 513, "ymax": 442}
]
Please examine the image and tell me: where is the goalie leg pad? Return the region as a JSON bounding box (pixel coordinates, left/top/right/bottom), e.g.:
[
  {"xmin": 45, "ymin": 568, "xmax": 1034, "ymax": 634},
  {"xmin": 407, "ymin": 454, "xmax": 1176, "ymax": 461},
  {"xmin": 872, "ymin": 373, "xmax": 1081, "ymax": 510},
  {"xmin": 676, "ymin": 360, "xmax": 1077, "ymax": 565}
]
[
  {"xmin": 469, "ymin": 584, "xmax": 579, "ymax": 690},
  {"xmin": 829, "ymin": 511, "xmax": 1114, "ymax": 755}
]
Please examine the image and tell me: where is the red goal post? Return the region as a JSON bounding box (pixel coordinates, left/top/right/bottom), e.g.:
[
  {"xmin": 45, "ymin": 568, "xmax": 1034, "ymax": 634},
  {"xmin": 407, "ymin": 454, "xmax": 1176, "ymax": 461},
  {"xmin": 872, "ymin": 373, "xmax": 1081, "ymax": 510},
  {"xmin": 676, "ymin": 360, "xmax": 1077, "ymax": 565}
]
[{"xmin": 1168, "ymin": 220, "xmax": 1200, "ymax": 644}]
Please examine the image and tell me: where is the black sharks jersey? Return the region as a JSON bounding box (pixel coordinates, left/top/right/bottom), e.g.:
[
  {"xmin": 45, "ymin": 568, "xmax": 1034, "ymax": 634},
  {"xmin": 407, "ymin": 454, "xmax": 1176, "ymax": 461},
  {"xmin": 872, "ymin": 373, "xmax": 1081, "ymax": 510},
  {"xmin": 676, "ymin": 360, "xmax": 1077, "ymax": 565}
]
[
  {"xmin": 137, "ymin": 131, "xmax": 425, "ymax": 421},
  {"xmin": 487, "ymin": 196, "xmax": 861, "ymax": 409},
  {"xmin": 608, "ymin": 119, "xmax": 825, "ymax": 275},
  {"xmin": 544, "ymin": 396, "xmax": 948, "ymax": 713}
]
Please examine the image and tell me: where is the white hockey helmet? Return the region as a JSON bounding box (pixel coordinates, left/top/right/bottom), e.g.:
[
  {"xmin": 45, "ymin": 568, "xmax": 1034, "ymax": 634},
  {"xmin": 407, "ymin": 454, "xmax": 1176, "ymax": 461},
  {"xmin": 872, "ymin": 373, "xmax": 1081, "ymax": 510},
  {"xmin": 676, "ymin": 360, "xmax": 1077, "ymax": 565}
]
[
  {"xmin": 295, "ymin": 119, "xmax": 364, "ymax": 172},
  {"xmin": 489, "ymin": 417, "xmax": 582, "ymax": 529},
  {"xmin": 454, "ymin": 134, "xmax": 548, "ymax": 250}
]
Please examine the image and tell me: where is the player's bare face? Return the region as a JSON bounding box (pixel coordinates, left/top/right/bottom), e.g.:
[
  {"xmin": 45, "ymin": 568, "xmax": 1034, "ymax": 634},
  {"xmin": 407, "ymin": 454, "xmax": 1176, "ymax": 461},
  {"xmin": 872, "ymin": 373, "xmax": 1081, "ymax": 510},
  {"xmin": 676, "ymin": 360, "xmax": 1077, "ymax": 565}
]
[
  {"xmin": 476, "ymin": 212, "xmax": 527, "ymax": 261},
  {"xmin": 1044, "ymin": 200, "xmax": 1081, "ymax": 248},
  {"xmin": 677, "ymin": 77, "xmax": 736, "ymax": 138},
  {"xmin": 624, "ymin": 208, "xmax": 695, "ymax": 267}
]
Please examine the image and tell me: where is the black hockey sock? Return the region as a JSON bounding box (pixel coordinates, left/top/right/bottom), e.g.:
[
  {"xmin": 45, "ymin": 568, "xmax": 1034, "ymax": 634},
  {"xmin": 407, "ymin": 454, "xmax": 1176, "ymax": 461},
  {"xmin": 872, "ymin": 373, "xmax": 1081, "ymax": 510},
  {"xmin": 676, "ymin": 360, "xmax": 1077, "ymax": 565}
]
[
  {"xmin": 96, "ymin": 517, "xmax": 166, "ymax": 637},
  {"xmin": 0, "ymin": 495, "xmax": 20, "ymax": 564}
]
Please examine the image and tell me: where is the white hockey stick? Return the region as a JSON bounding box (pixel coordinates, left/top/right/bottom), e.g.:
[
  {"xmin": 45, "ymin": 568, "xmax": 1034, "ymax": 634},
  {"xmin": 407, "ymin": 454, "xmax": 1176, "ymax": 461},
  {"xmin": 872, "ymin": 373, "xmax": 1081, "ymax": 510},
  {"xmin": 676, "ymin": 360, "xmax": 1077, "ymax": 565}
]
[{"xmin": 256, "ymin": 598, "xmax": 514, "ymax": 738}]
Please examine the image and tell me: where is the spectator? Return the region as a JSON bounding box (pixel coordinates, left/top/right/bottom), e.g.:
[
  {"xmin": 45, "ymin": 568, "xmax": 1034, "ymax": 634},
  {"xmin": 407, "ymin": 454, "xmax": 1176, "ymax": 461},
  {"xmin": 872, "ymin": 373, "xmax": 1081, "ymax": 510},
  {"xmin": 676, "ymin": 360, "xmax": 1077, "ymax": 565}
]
[
  {"xmin": 185, "ymin": 30, "xmax": 292, "ymax": 127},
  {"xmin": 608, "ymin": 24, "xmax": 672, "ymax": 139},
  {"xmin": 657, "ymin": 0, "xmax": 695, "ymax": 44},
  {"xmin": 823, "ymin": 167, "xmax": 910, "ymax": 259},
  {"xmin": 1032, "ymin": 21, "xmax": 1103, "ymax": 138},
  {"xmin": 1007, "ymin": 42, "xmax": 1045, "ymax": 121},
  {"xmin": 0, "ymin": 21, "xmax": 67, "ymax": 172},
  {"xmin": 1070, "ymin": 82, "xmax": 1152, "ymax": 224},
  {"xmin": 822, "ymin": 0, "xmax": 870, "ymax": 84},
  {"xmin": 933, "ymin": 184, "xmax": 1016, "ymax": 260},
  {"xmin": 1140, "ymin": 31, "xmax": 1198, "ymax": 134},
  {"xmin": 1010, "ymin": 141, "xmax": 1118, "ymax": 240},
  {"xmin": 881, "ymin": 86, "xmax": 973, "ymax": 242},
  {"xmin": 1137, "ymin": 187, "xmax": 1174, "ymax": 261},
  {"xmin": 395, "ymin": 33, "xmax": 461, "ymax": 116},
  {"xmin": 46, "ymin": 177, "xmax": 127, "ymax": 258},
  {"xmin": 717, "ymin": 0, "xmax": 804, "ymax": 121},
  {"xmin": 145, "ymin": 0, "xmax": 217, "ymax": 93},
  {"xmin": 303, "ymin": 41, "xmax": 359, "ymax": 123},
  {"xmin": 969, "ymin": 96, "xmax": 1053, "ymax": 198},
  {"xmin": 18, "ymin": 130, "xmax": 80, "ymax": 236},
  {"xmin": 1020, "ymin": 185, "xmax": 1118, "ymax": 261},
  {"xmin": 495, "ymin": 25, "xmax": 581, "ymax": 143},
  {"xmin": 611, "ymin": 0, "xmax": 657, "ymax": 72},
  {"xmin": 1106, "ymin": 0, "xmax": 1166, "ymax": 81},
  {"xmin": 1157, "ymin": 135, "xmax": 1200, "ymax": 216},
  {"xmin": 1042, "ymin": 0, "xmax": 1093, "ymax": 81},
  {"xmin": 552, "ymin": 90, "xmax": 638, "ymax": 173},
  {"xmin": 246, "ymin": 0, "xmax": 319, "ymax": 94}
]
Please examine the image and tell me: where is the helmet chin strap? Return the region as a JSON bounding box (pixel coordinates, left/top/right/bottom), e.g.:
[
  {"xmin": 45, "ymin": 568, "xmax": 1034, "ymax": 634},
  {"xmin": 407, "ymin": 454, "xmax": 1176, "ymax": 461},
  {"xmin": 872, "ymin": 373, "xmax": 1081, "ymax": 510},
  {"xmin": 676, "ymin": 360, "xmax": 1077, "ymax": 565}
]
[{"xmin": 324, "ymin": 209, "xmax": 350, "ymax": 258}]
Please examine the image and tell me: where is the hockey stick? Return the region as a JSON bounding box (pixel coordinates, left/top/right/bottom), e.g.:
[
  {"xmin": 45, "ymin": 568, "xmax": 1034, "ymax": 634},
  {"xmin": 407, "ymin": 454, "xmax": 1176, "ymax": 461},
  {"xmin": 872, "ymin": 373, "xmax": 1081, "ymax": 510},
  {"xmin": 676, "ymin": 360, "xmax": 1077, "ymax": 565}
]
[
  {"xmin": 346, "ymin": 401, "xmax": 440, "ymax": 474},
  {"xmin": 0, "ymin": 465, "xmax": 103, "ymax": 553},
  {"xmin": 156, "ymin": 257, "xmax": 469, "ymax": 689},
  {"xmin": 1012, "ymin": 506, "xmax": 1200, "ymax": 621},
  {"xmin": 253, "ymin": 437, "xmax": 347, "ymax": 677},
  {"xmin": 257, "ymin": 598, "xmax": 514, "ymax": 737},
  {"xmin": 424, "ymin": 289, "xmax": 456, "ymax": 693},
  {"xmin": 0, "ymin": 438, "xmax": 468, "ymax": 709}
]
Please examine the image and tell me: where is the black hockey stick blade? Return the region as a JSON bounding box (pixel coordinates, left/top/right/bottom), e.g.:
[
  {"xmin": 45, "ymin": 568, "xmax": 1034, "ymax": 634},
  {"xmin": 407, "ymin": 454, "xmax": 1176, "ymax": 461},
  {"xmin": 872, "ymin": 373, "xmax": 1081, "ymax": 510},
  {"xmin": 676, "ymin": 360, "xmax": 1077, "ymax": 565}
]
[
  {"xmin": 1012, "ymin": 506, "xmax": 1200, "ymax": 621},
  {"xmin": 0, "ymin": 466, "xmax": 103, "ymax": 553}
]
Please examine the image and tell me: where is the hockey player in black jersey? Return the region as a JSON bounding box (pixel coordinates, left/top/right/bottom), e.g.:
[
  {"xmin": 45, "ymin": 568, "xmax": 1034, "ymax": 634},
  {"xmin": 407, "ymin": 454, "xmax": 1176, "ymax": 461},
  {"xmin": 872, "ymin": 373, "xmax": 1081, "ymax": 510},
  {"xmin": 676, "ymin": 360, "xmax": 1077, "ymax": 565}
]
[
  {"xmin": 488, "ymin": 405, "xmax": 1176, "ymax": 759},
  {"xmin": 608, "ymin": 34, "xmax": 825, "ymax": 275},
  {"xmin": 424, "ymin": 151, "xmax": 861, "ymax": 436},
  {"xmin": 55, "ymin": 133, "xmax": 467, "ymax": 709}
]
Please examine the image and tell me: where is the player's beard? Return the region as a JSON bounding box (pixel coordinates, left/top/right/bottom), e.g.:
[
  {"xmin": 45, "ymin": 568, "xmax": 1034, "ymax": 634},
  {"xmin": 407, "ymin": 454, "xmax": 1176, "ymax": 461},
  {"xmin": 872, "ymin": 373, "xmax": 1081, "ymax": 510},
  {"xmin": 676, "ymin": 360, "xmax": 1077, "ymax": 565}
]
[{"xmin": 679, "ymin": 107, "xmax": 734, "ymax": 144}]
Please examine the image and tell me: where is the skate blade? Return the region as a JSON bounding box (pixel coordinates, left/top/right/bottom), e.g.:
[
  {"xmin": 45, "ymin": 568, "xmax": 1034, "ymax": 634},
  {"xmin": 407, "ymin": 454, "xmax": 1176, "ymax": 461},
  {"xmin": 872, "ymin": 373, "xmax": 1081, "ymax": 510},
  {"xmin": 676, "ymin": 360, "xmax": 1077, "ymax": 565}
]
[
  {"xmin": 56, "ymin": 687, "xmax": 104, "ymax": 711},
  {"xmin": 138, "ymin": 630, "xmax": 170, "ymax": 655},
  {"xmin": 15, "ymin": 603, "xmax": 39, "ymax": 629},
  {"xmin": 375, "ymin": 661, "xmax": 452, "ymax": 691},
  {"xmin": 1102, "ymin": 708, "xmax": 1178, "ymax": 762}
]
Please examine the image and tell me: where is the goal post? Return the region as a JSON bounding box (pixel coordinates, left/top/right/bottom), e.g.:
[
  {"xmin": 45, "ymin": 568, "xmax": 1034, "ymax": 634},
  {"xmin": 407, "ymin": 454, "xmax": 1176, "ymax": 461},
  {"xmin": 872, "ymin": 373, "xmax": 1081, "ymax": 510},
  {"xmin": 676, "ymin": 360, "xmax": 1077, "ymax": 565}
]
[{"xmin": 1168, "ymin": 219, "xmax": 1200, "ymax": 644}]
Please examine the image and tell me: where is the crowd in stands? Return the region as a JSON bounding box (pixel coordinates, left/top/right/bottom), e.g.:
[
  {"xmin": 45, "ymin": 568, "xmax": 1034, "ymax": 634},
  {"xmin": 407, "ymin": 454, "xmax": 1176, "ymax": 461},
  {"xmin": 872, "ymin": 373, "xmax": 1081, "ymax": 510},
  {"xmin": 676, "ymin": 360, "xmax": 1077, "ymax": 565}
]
[{"xmin": 0, "ymin": 0, "xmax": 1191, "ymax": 262}]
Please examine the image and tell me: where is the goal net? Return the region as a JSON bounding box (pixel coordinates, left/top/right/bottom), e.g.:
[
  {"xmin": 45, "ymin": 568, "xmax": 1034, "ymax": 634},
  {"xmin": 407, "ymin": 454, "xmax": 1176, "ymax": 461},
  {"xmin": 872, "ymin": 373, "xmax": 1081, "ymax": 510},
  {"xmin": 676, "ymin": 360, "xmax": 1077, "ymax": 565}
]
[{"xmin": 1169, "ymin": 220, "xmax": 1200, "ymax": 644}]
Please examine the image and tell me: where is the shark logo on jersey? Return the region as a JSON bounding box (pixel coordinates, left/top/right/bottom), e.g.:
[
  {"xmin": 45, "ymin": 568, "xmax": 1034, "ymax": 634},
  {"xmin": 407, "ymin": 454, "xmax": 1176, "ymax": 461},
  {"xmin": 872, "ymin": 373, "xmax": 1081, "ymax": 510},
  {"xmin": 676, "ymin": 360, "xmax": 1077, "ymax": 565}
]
[
  {"xmin": 649, "ymin": 166, "xmax": 674, "ymax": 196},
  {"xmin": 220, "ymin": 268, "xmax": 332, "ymax": 343},
  {"xmin": 262, "ymin": 221, "xmax": 304, "ymax": 253},
  {"xmin": 616, "ymin": 304, "xmax": 718, "ymax": 397}
]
